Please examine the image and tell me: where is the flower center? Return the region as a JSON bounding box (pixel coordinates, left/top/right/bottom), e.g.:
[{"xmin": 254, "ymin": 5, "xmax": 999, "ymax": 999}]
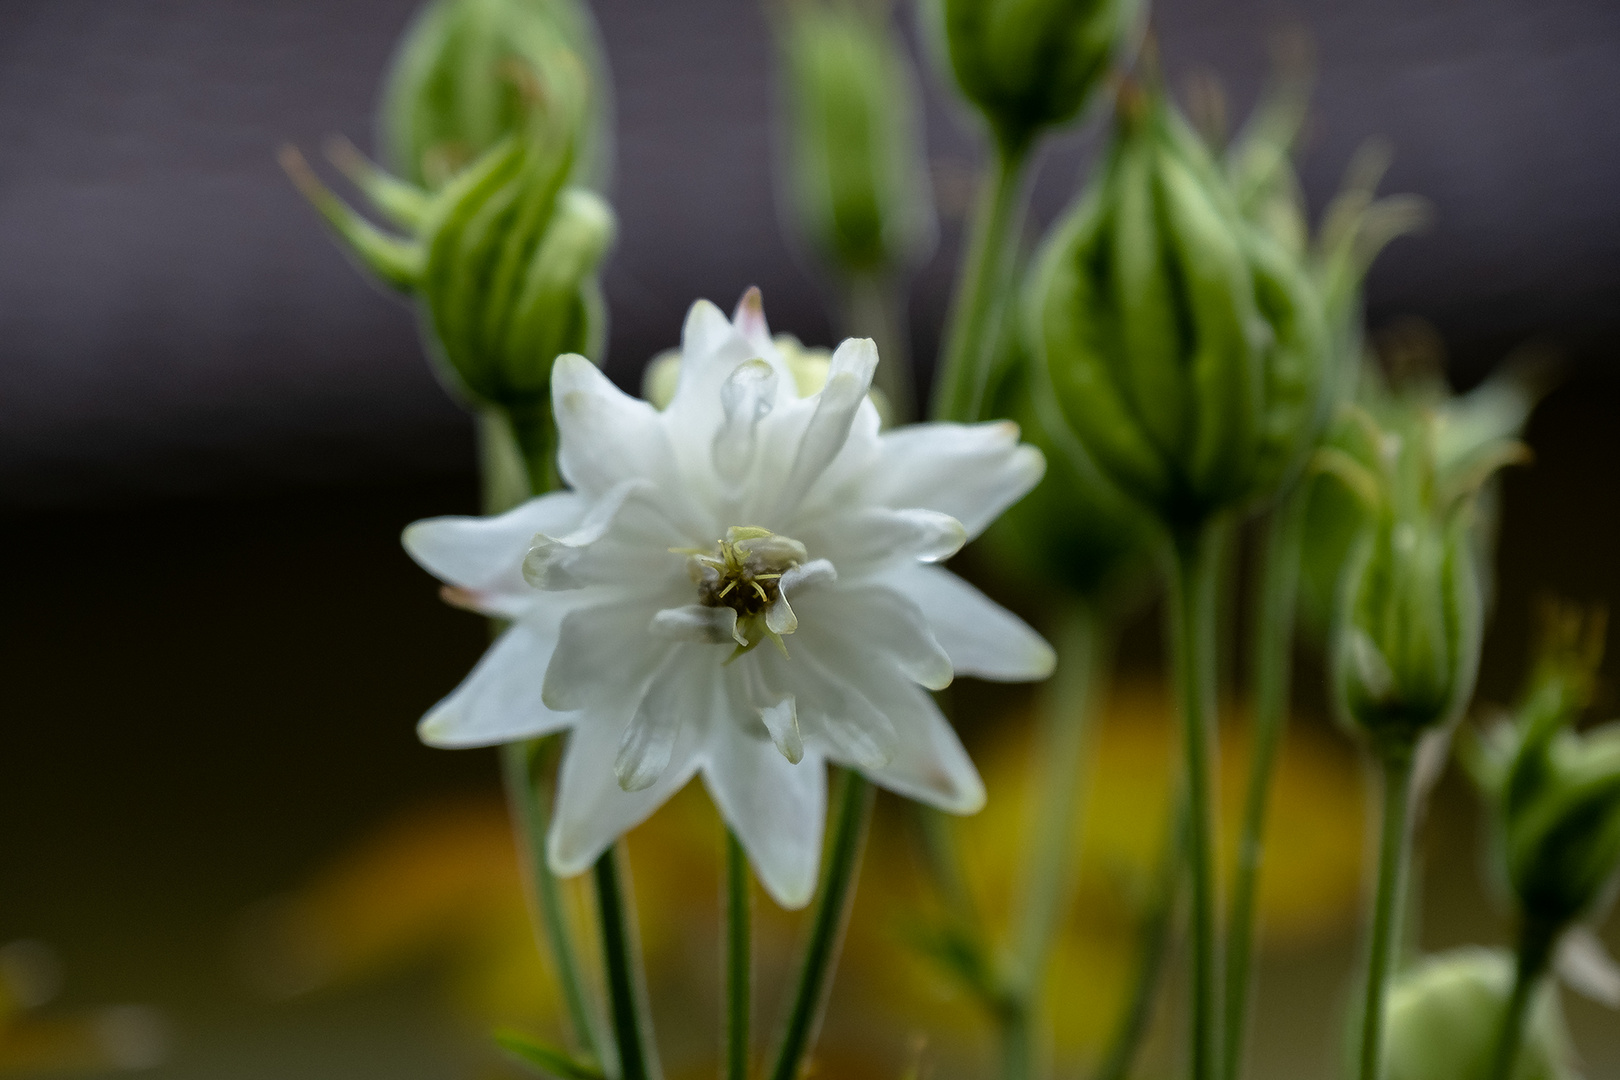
[{"xmin": 682, "ymin": 526, "xmax": 808, "ymax": 654}]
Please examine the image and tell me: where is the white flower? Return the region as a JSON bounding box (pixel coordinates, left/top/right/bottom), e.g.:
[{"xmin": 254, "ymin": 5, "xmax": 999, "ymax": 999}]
[{"xmin": 404, "ymin": 291, "xmax": 1053, "ymax": 908}]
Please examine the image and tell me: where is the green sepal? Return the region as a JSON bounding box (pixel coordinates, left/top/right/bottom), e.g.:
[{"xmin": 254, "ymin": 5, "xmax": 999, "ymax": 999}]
[
  {"xmin": 494, "ymin": 1029, "xmax": 605, "ymax": 1080},
  {"xmin": 280, "ymin": 147, "xmax": 423, "ymax": 291}
]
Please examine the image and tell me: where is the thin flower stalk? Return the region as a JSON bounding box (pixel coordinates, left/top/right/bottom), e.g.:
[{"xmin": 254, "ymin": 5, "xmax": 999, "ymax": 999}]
[
  {"xmin": 1487, "ymin": 917, "xmax": 1558, "ymax": 1080},
  {"xmin": 595, "ymin": 847, "xmax": 662, "ymax": 1080},
  {"xmin": 724, "ymin": 829, "xmax": 752, "ymax": 1080},
  {"xmin": 931, "ymin": 145, "xmax": 1031, "ymax": 424},
  {"xmin": 1221, "ymin": 486, "xmax": 1309, "ymax": 1080},
  {"xmin": 1358, "ymin": 745, "xmax": 1416, "ymax": 1080},
  {"xmin": 769, "ymin": 770, "xmax": 874, "ymax": 1080},
  {"xmin": 485, "ymin": 410, "xmax": 608, "ymax": 1067},
  {"xmin": 1168, "ymin": 524, "xmax": 1226, "ymax": 1080},
  {"xmin": 502, "ymin": 738, "xmax": 608, "ymax": 1065}
]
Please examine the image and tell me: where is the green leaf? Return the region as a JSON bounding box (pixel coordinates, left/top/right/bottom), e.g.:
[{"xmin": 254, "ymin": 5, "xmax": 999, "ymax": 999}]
[{"xmin": 494, "ymin": 1030, "xmax": 604, "ymax": 1080}]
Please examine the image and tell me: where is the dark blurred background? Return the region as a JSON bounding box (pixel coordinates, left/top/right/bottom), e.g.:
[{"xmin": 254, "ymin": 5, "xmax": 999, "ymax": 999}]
[{"xmin": 1, "ymin": 1, "xmax": 1617, "ymax": 1077}]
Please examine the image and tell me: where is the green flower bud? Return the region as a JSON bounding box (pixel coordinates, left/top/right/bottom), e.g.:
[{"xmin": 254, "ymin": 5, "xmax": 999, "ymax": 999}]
[
  {"xmin": 923, "ymin": 0, "xmax": 1143, "ymax": 155},
  {"xmin": 1472, "ymin": 604, "xmax": 1620, "ymax": 930},
  {"xmin": 977, "ymin": 326, "xmax": 1151, "ymax": 604},
  {"xmin": 381, "ymin": 0, "xmax": 609, "ymax": 190},
  {"xmin": 1298, "ymin": 346, "xmax": 1543, "ymax": 639},
  {"xmin": 1321, "ymin": 385, "xmax": 1525, "ymax": 749},
  {"xmin": 283, "ymin": 111, "xmax": 615, "ymax": 457},
  {"xmin": 1027, "ymin": 87, "xmax": 1328, "ymax": 535},
  {"xmin": 1379, "ymin": 949, "xmax": 1578, "ymax": 1080},
  {"xmin": 776, "ymin": 1, "xmax": 936, "ymax": 277}
]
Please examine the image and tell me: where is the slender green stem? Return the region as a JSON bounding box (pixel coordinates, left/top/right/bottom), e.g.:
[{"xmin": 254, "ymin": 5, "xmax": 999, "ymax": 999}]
[
  {"xmin": 501, "ymin": 740, "xmax": 607, "ymax": 1064},
  {"xmin": 998, "ymin": 607, "xmax": 1106, "ymax": 1080},
  {"xmin": 483, "ymin": 409, "xmax": 608, "ymax": 1064},
  {"xmin": 768, "ymin": 770, "xmax": 874, "ymax": 1080},
  {"xmin": 1168, "ymin": 524, "xmax": 1225, "ymax": 1080},
  {"xmin": 930, "ymin": 142, "xmax": 1032, "ymax": 424},
  {"xmin": 842, "ymin": 272, "xmax": 914, "ymax": 423},
  {"xmin": 1357, "ymin": 748, "xmax": 1416, "ymax": 1080},
  {"xmin": 595, "ymin": 846, "xmax": 662, "ymax": 1080},
  {"xmin": 1094, "ymin": 797, "xmax": 1188, "ymax": 1080},
  {"xmin": 1221, "ymin": 490, "xmax": 1308, "ymax": 1080},
  {"xmin": 913, "ymin": 803, "xmax": 982, "ymax": 933},
  {"xmin": 724, "ymin": 830, "xmax": 752, "ymax": 1080},
  {"xmin": 1487, "ymin": 918, "xmax": 1556, "ymax": 1080}
]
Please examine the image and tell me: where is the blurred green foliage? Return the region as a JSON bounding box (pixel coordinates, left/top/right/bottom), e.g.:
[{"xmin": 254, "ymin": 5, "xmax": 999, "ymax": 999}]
[{"xmin": 776, "ymin": 0, "xmax": 935, "ymax": 277}]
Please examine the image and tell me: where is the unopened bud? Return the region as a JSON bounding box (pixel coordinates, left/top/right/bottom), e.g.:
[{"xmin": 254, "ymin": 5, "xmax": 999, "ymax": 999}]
[
  {"xmin": 924, "ymin": 0, "xmax": 1143, "ymax": 155},
  {"xmin": 285, "ymin": 118, "xmax": 615, "ymax": 426},
  {"xmin": 381, "ymin": 0, "xmax": 609, "ymax": 190},
  {"xmin": 777, "ymin": 1, "xmax": 935, "ymax": 277},
  {"xmin": 1027, "ymin": 87, "xmax": 1328, "ymax": 534},
  {"xmin": 1321, "ymin": 389, "xmax": 1525, "ymax": 750}
]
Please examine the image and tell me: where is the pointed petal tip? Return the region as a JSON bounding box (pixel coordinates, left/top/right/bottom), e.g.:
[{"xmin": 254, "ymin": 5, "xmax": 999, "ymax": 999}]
[
  {"xmin": 415, "ymin": 710, "xmax": 481, "ymax": 749},
  {"xmin": 829, "ymin": 336, "xmax": 880, "ymax": 383},
  {"xmin": 1030, "ymin": 639, "xmax": 1058, "ymax": 680},
  {"xmin": 733, "ymin": 286, "xmax": 766, "ymax": 325},
  {"xmin": 545, "ymin": 831, "xmax": 598, "ymax": 879}
]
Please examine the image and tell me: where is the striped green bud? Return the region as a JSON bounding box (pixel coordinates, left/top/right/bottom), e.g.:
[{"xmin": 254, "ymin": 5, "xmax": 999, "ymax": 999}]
[
  {"xmin": 283, "ymin": 113, "xmax": 614, "ymax": 431},
  {"xmin": 1297, "ymin": 353, "xmax": 1544, "ymax": 638},
  {"xmin": 381, "ymin": 0, "xmax": 609, "ymax": 190},
  {"xmin": 924, "ymin": 0, "xmax": 1143, "ymax": 155},
  {"xmin": 977, "ymin": 328, "xmax": 1151, "ymax": 604},
  {"xmin": 1318, "ymin": 382, "xmax": 1526, "ymax": 750},
  {"xmin": 776, "ymin": 1, "xmax": 935, "ymax": 277},
  {"xmin": 1026, "ymin": 87, "xmax": 1328, "ymax": 535}
]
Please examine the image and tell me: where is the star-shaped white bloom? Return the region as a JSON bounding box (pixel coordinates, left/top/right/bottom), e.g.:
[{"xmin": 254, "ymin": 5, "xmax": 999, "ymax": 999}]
[{"xmin": 404, "ymin": 291, "xmax": 1053, "ymax": 907}]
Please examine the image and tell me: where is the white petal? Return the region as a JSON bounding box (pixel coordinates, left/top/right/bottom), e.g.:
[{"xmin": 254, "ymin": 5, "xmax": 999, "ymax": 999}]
[
  {"xmin": 523, "ymin": 479, "xmax": 654, "ymax": 590},
  {"xmin": 767, "ymin": 558, "xmax": 836, "ymax": 637},
  {"xmin": 772, "ymin": 338, "xmax": 878, "ymax": 514},
  {"xmin": 754, "ymin": 645, "xmax": 896, "ymax": 769},
  {"xmin": 861, "ymin": 682, "xmax": 985, "ymax": 814},
  {"xmin": 552, "ymin": 354, "xmax": 679, "ymax": 499},
  {"xmin": 871, "ymin": 421, "xmax": 1045, "ymax": 539},
  {"xmin": 712, "ymin": 358, "xmax": 778, "ymax": 485},
  {"xmin": 704, "ymin": 730, "xmax": 825, "ymax": 909},
  {"xmin": 761, "ymin": 696, "xmax": 804, "ymax": 764},
  {"xmin": 543, "ymin": 598, "xmax": 675, "ymax": 712},
  {"xmin": 417, "ymin": 617, "xmax": 570, "ymax": 748},
  {"xmin": 547, "ymin": 704, "xmax": 705, "ymax": 877},
  {"xmin": 798, "ymin": 621, "xmax": 984, "ymax": 812},
  {"xmin": 810, "ymin": 507, "xmax": 966, "ymax": 573},
  {"xmin": 403, "ymin": 493, "xmax": 585, "ymax": 611},
  {"xmin": 615, "ymin": 650, "xmax": 709, "ymax": 792},
  {"xmin": 650, "ymin": 604, "xmax": 742, "ymax": 646},
  {"xmin": 896, "ymin": 564, "xmax": 1055, "ymax": 682},
  {"xmin": 793, "ymin": 583, "xmax": 954, "ymax": 691}
]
